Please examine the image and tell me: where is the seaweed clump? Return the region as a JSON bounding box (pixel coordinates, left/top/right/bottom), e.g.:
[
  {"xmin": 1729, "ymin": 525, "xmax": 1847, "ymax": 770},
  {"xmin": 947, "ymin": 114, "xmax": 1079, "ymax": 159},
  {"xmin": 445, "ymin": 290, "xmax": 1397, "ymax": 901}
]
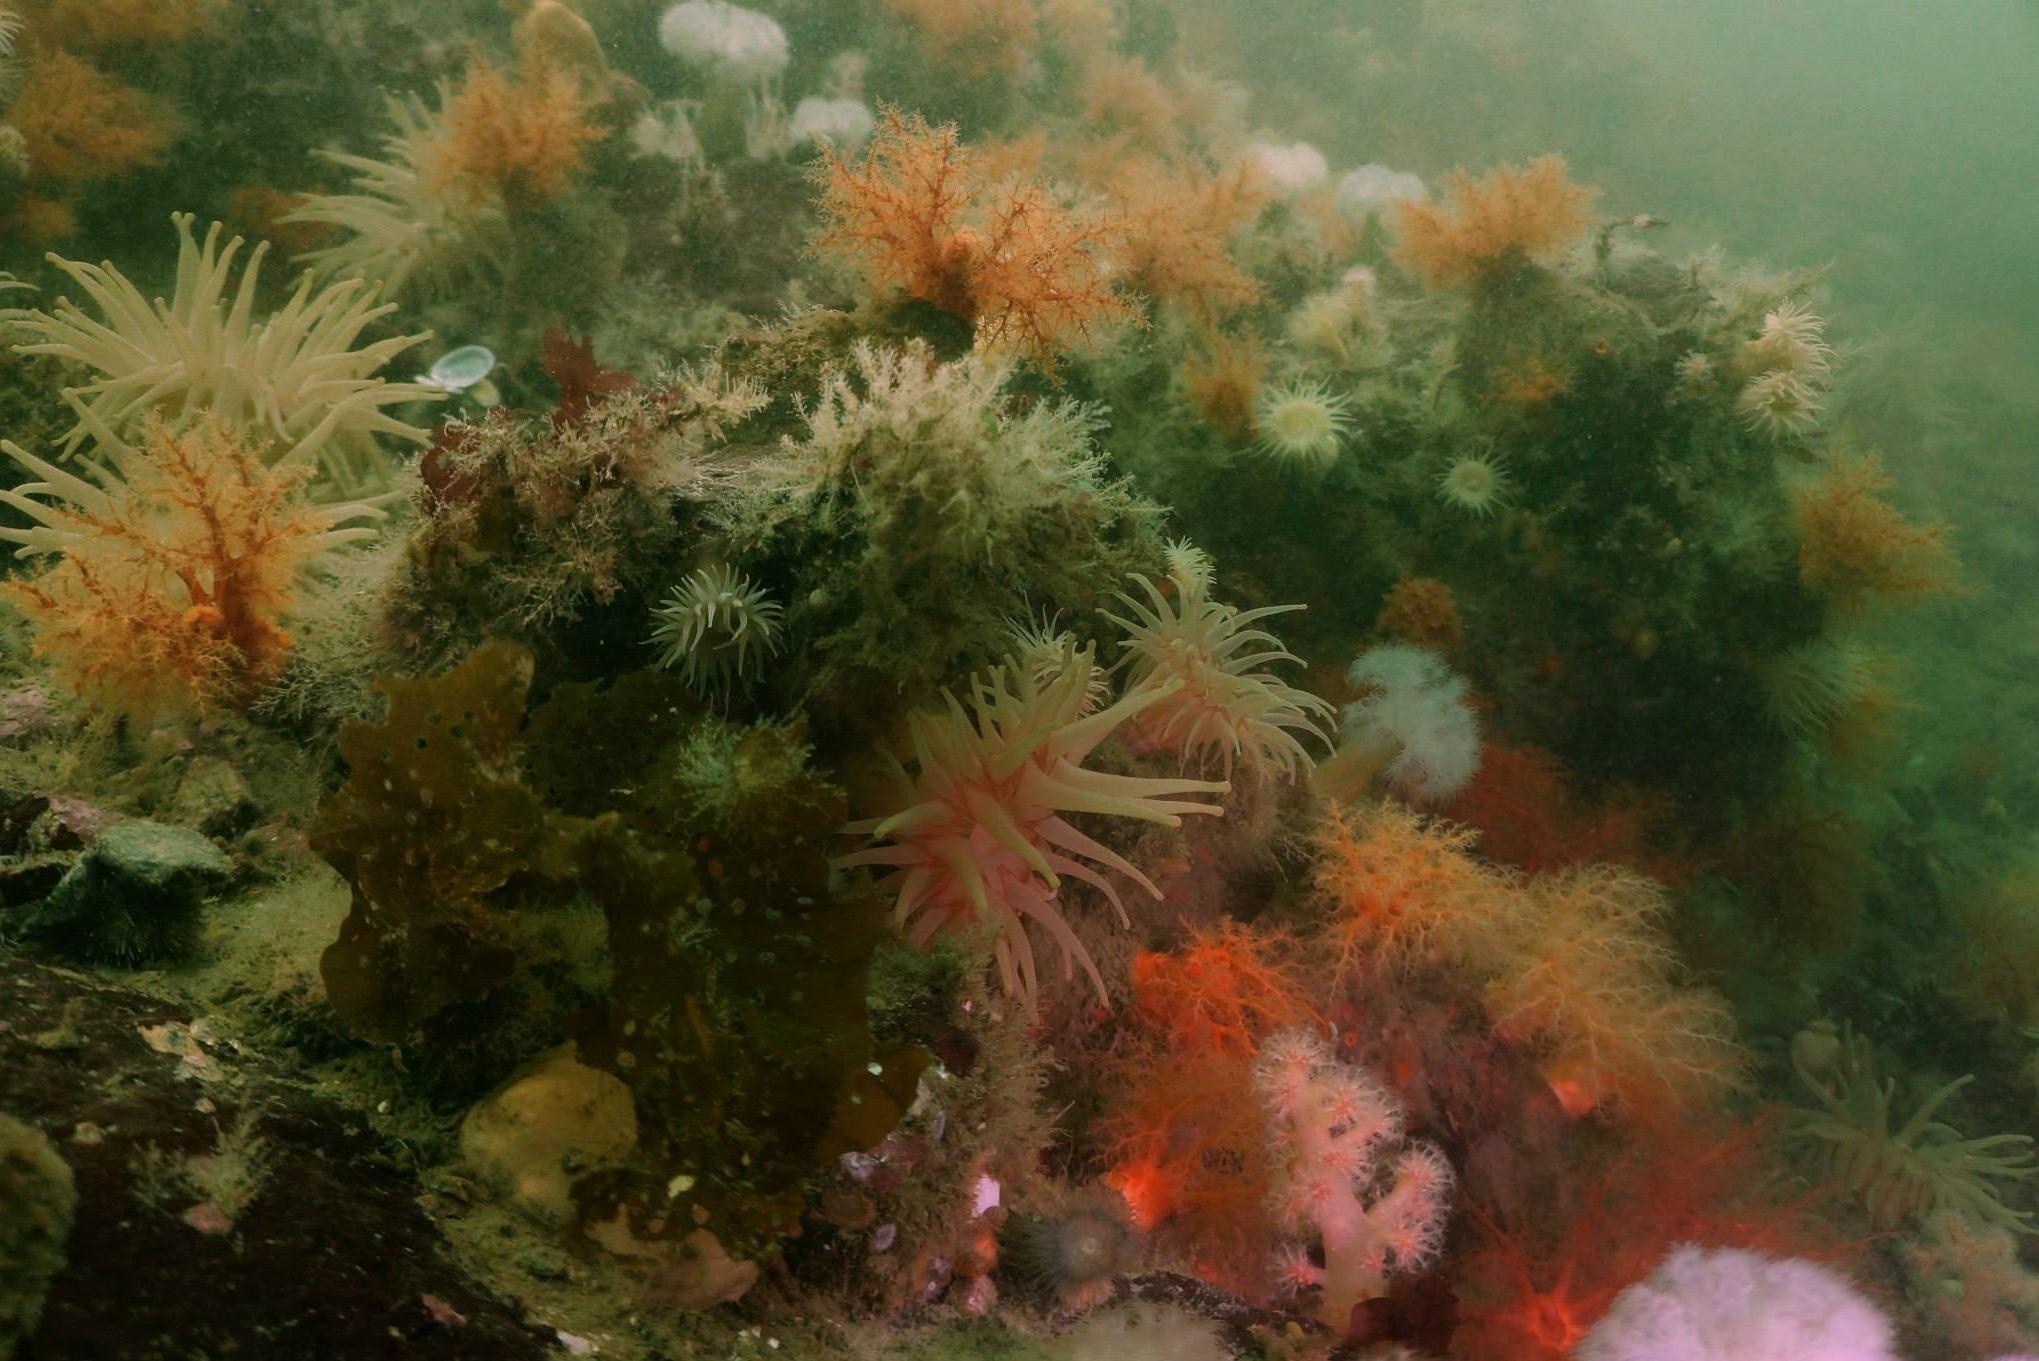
[{"xmin": 312, "ymin": 642, "xmax": 925, "ymax": 1263}]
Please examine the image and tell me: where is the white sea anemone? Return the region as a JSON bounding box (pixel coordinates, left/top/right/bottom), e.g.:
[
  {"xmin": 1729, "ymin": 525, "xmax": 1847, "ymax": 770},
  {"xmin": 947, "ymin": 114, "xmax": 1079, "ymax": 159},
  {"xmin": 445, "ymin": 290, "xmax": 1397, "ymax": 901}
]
[
  {"xmin": 9, "ymin": 213, "xmax": 437, "ymax": 490},
  {"xmin": 1436, "ymin": 452, "xmax": 1512, "ymax": 518},
  {"xmin": 1254, "ymin": 380, "xmax": 1352, "ymax": 471},
  {"xmin": 790, "ymin": 95, "xmax": 874, "ymax": 149},
  {"xmin": 1579, "ymin": 1246, "xmax": 1896, "ymax": 1361},
  {"xmin": 285, "ymin": 92, "xmax": 501, "ymax": 301},
  {"xmin": 1745, "ymin": 299, "xmax": 1832, "ymax": 377},
  {"xmin": 649, "ymin": 563, "xmax": 783, "ymax": 697},
  {"xmin": 1247, "ymin": 141, "xmax": 1329, "ymax": 193},
  {"xmin": 658, "ymin": 0, "xmax": 789, "ymax": 81},
  {"xmin": 1736, "ymin": 368, "xmax": 1823, "ymax": 439},
  {"xmin": 1335, "ymin": 163, "xmax": 1428, "ymax": 220},
  {"xmin": 1340, "ymin": 645, "xmax": 1481, "ymax": 804}
]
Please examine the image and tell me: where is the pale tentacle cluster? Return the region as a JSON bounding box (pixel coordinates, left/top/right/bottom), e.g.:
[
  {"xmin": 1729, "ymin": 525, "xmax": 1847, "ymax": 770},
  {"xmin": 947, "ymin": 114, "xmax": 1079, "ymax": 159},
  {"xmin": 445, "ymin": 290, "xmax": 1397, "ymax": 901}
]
[
  {"xmin": 1254, "ymin": 1028, "xmax": 1453, "ymax": 1330},
  {"xmin": 285, "ymin": 93, "xmax": 504, "ymax": 300},
  {"xmin": 838, "ymin": 643, "xmax": 1227, "ymax": 1011},
  {"xmin": 1105, "ymin": 563, "xmax": 1332, "ymax": 783},
  {"xmin": 648, "ymin": 563, "xmax": 783, "ymax": 698},
  {"xmin": 8, "ymin": 213, "xmax": 437, "ymax": 488}
]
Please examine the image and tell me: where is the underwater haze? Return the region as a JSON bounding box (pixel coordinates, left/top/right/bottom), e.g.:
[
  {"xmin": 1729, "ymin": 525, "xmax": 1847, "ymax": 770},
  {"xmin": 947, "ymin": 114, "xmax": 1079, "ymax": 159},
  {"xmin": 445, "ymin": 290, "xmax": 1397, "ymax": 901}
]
[{"xmin": 1, "ymin": 3, "xmax": 2037, "ymax": 1360}]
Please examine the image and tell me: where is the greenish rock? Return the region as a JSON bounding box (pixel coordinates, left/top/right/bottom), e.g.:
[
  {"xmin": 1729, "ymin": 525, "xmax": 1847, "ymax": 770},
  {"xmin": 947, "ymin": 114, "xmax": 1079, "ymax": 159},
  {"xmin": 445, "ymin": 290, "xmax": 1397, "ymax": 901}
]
[
  {"xmin": 0, "ymin": 1112, "xmax": 75, "ymax": 1360},
  {"xmin": 167, "ymin": 757, "xmax": 258, "ymax": 839},
  {"xmin": 23, "ymin": 819, "xmax": 232, "ymax": 963}
]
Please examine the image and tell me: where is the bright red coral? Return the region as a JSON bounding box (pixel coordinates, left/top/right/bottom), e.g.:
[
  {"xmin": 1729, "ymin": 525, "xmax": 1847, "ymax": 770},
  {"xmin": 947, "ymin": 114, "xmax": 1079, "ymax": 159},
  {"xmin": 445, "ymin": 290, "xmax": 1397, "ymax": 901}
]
[
  {"xmin": 1129, "ymin": 920, "xmax": 1320, "ymax": 1059},
  {"xmin": 814, "ymin": 108, "xmax": 1134, "ymax": 363},
  {"xmin": 1442, "ymin": 742, "xmax": 1679, "ymax": 883}
]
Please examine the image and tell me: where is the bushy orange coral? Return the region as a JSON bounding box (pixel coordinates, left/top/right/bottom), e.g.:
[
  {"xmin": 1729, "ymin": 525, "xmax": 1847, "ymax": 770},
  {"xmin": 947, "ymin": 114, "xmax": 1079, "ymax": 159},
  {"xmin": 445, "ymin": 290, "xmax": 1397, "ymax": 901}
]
[
  {"xmin": 1106, "ymin": 156, "xmax": 1265, "ymax": 325},
  {"xmin": 16, "ymin": 0, "xmax": 220, "ymax": 50},
  {"xmin": 1392, "ymin": 155, "xmax": 1597, "ymax": 287},
  {"xmin": 8, "ymin": 50, "xmax": 173, "ymax": 191},
  {"xmin": 1442, "ymin": 742, "xmax": 1677, "ymax": 881},
  {"xmin": 1481, "ymin": 866, "xmax": 1746, "ymax": 1120},
  {"xmin": 0, "ymin": 422, "xmax": 381, "ymax": 720},
  {"xmin": 1313, "ymin": 801, "xmax": 1512, "ymax": 980},
  {"xmin": 884, "ymin": 0, "xmax": 1040, "ymax": 76},
  {"xmin": 1181, "ymin": 332, "xmax": 1263, "ymax": 442},
  {"xmin": 1128, "ymin": 921, "xmax": 1320, "ymax": 1057},
  {"xmin": 425, "ymin": 60, "xmax": 601, "ymax": 212},
  {"xmin": 814, "ymin": 109, "xmax": 1134, "ymax": 363},
  {"xmin": 1793, "ymin": 449, "xmax": 1957, "ymax": 608},
  {"xmin": 1375, "ymin": 577, "xmax": 1464, "ymax": 655}
]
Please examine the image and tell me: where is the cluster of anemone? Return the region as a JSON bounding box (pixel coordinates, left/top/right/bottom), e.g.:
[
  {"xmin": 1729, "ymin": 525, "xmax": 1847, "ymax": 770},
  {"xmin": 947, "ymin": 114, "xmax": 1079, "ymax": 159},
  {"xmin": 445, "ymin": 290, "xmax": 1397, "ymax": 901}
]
[
  {"xmin": 648, "ymin": 563, "xmax": 783, "ymax": 699},
  {"xmin": 1104, "ymin": 563, "xmax": 1333, "ymax": 784},
  {"xmin": 8, "ymin": 213, "xmax": 436, "ymax": 490},
  {"xmin": 837, "ymin": 642, "xmax": 1227, "ymax": 1012},
  {"xmin": 1735, "ymin": 298, "xmax": 1832, "ymax": 441}
]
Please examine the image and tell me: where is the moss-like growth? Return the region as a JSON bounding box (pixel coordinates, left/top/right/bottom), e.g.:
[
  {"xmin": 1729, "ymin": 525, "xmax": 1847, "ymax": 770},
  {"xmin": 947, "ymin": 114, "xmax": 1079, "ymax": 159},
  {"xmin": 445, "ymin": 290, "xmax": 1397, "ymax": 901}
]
[{"xmin": 0, "ymin": 1112, "xmax": 76, "ymax": 1359}]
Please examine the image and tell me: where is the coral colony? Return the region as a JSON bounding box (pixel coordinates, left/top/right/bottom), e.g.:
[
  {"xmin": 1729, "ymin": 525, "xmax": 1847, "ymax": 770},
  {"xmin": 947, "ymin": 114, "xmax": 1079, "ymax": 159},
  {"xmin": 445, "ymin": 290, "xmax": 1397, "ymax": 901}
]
[{"xmin": 0, "ymin": 3, "xmax": 2026, "ymax": 1361}]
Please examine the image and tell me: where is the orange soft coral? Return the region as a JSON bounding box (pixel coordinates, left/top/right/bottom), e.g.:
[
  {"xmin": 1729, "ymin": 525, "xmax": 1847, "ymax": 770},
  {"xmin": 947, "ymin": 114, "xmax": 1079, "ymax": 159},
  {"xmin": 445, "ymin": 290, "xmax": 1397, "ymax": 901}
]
[
  {"xmin": 17, "ymin": 0, "xmax": 220, "ymax": 50},
  {"xmin": 426, "ymin": 60, "xmax": 601, "ymax": 212},
  {"xmin": 1442, "ymin": 742, "xmax": 1677, "ymax": 882},
  {"xmin": 1793, "ymin": 449, "xmax": 1957, "ymax": 608},
  {"xmin": 814, "ymin": 109, "xmax": 1134, "ymax": 363},
  {"xmin": 1181, "ymin": 332, "xmax": 1263, "ymax": 442},
  {"xmin": 1106, "ymin": 156, "xmax": 1265, "ymax": 326},
  {"xmin": 1481, "ymin": 866, "xmax": 1745, "ymax": 1120},
  {"xmin": 1391, "ymin": 155, "xmax": 1597, "ymax": 288},
  {"xmin": 8, "ymin": 50, "xmax": 173, "ymax": 191},
  {"xmin": 0, "ymin": 422, "xmax": 383, "ymax": 720},
  {"xmin": 1128, "ymin": 921, "xmax": 1320, "ymax": 1058},
  {"xmin": 1374, "ymin": 577, "xmax": 1464, "ymax": 656},
  {"xmin": 883, "ymin": 0, "xmax": 1040, "ymax": 76},
  {"xmin": 1312, "ymin": 801, "xmax": 1511, "ymax": 980}
]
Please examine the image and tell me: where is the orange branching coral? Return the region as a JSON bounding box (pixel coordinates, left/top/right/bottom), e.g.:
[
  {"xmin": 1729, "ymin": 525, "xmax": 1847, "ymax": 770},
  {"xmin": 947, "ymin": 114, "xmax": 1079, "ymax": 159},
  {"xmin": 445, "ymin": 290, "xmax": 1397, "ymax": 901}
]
[
  {"xmin": 1128, "ymin": 921, "xmax": 1320, "ymax": 1058},
  {"xmin": 1481, "ymin": 866, "xmax": 1746, "ymax": 1121},
  {"xmin": 814, "ymin": 109, "xmax": 1134, "ymax": 363},
  {"xmin": 1080, "ymin": 54, "xmax": 1188, "ymax": 158},
  {"xmin": 1312, "ymin": 801, "xmax": 1511, "ymax": 980},
  {"xmin": 1442, "ymin": 743, "xmax": 1676, "ymax": 882},
  {"xmin": 1107, "ymin": 156, "xmax": 1265, "ymax": 326},
  {"xmin": 0, "ymin": 422, "xmax": 383, "ymax": 720},
  {"xmin": 1375, "ymin": 577, "xmax": 1464, "ymax": 655},
  {"xmin": 1181, "ymin": 332, "xmax": 1263, "ymax": 442},
  {"xmin": 16, "ymin": 0, "xmax": 220, "ymax": 50},
  {"xmin": 1793, "ymin": 450, "xmax": 1957, "ymax": 608},
  {"xmin": 1391, "ymin": 155, "xmax": 1597, "ymax": 288},
  {"xmin": 884, "ymin": 0, "xmax": 1040, "ymax": 76},
  {"xmin": 426, "ymin": 60, "xmax": 601, "ymax": 212},
  {"xmin": 8, "ymin": 50, "xmax": 173, "ymax": 191}
]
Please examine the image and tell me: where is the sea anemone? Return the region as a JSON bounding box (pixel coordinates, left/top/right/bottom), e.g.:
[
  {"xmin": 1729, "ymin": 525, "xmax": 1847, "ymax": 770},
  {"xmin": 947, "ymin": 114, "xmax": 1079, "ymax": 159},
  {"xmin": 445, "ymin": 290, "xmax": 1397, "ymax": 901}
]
[
  {"xmin": 648, "ymin": 563, "xmax": 783, "ymax": 697},
  {"xmin": 837, "ymin": 643, "xmax": 1227, "ymax": 1011},
  {"xmin": 1335, "ymin": 163, "xmax": 1427, "ymax": 221},
  {"xmin": 1332, "ymin": 644, "xmax": 1481, "ymax": 804},
  {"xmin": 1579, "ymin": 1246, "xmax": 1897, "ymax": 1361},
  {"xmin": 1246, "ymin": 140, "xmax": 1328, "ymax": 193},
  {"xmin": 1737, "ymin": 368, "xmax": 1824, "ymax": 440},
  {"xmin": 9, "ymin": 213, "xmax": 436, "ymax": 489},
  {"xmin": 1105, "ymin": 570, "xmax": 1333, "ymax": 783},
  {"xmin": 1254, "ymin": 380, "xmax": 1352, "ymax": 471},
  {"xmin": 658, "ymin": 0, "xmax": 789, "ymax": 82},
  {"xmin": 790, "ymin": 95, "xmax": 874, "ymax": 148},
  {"xmin": 1764, "ymin": 636, "xmax": 1885, "ymax": 743},
  {"xmin": 1436, "ymin": 451, "xmax": 1512, "ymax": 518},
  {"xmin": 1002, "ymin": 1194, "xmax": 1138, "ymax": 1312},
  {"xmin": 285, "ymin": 94, "xmax": 503, "ymax": 300},
  {"xmin": 1745, "ymin": 299, "xmax": 1833, "ymax": 377}
]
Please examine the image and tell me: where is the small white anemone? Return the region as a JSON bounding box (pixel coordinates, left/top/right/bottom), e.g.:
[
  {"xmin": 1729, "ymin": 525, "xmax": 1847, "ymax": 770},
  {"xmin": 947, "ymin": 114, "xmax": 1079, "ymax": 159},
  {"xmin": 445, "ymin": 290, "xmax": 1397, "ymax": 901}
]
[
  {"xmin": 649, "ymin": 562, "xmax": 783, "ymax": 698},
  {"xmin": 658, "ymin": 1, "xmax": 789, "ymax": 81},
  {"xmin": 1436, "ymin": 451, "xmax": 1512, "ymax": 518},
  {"xmin": 1247, "ymin": 141, "xmax": 1329, "ymax": 193},
  {"xmin": 1736, "ymin": 368, "xmax": 1823, "ymax": 440},
  {"xmin": 1254, "ymin": 380, "xmax": 1353, "ymax": 471},
  {"xmin": 1335, "ymin": 163, "xmax": 1428, "ymax": 221},
  {"xmin": 790, "ymin": 95, "xmax": 874, "ymax": 148}
]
